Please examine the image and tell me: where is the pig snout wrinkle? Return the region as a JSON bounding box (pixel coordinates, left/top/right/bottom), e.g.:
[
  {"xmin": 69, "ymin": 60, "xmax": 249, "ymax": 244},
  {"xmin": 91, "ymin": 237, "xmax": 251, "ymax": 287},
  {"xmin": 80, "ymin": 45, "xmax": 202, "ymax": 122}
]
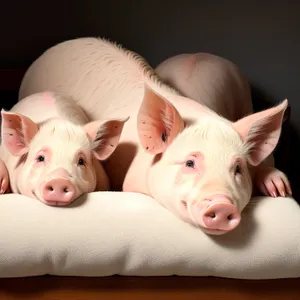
[{"xmin": 41, "ymin": 178, "xmax": 75, "ymax": 205}]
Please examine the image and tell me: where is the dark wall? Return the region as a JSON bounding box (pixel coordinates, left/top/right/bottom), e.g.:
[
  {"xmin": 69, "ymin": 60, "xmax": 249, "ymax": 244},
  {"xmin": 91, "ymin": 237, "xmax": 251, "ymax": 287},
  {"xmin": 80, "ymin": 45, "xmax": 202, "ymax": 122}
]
[{"xmin": 1, "ymin": 0, "xmax": 299, "ymax": 198}]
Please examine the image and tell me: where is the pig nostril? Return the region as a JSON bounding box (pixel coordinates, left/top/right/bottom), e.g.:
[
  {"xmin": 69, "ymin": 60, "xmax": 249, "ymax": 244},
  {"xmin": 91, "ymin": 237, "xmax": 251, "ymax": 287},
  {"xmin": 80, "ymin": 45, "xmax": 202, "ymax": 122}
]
[
  {"xmin": 227, "ymin": 214, "xmax": 233, "ymax": 220},
  {"xmin": 63, "ymin": 187, "xmax": 69, "ymax": 193},
  {"xmin": 208, "ymin": 213, "xmax": 216, "ymax": 219},
  {"xmin": 181, "ymin": 201, "xmax": 187, "ymax": 209},
  {"xmin": 47, "ymin": 186, "xmax": 54, "ymax": 192}
]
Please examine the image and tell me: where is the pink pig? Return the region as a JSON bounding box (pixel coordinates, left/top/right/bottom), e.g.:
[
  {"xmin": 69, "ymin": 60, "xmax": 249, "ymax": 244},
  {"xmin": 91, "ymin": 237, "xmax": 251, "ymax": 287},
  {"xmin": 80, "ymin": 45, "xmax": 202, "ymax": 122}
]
[
  {"xmin": 0, "ymin": 91, "xmax": 128, "ymax": 206},
  {"xmin": 19, "ymin": 37, "xmax": 290, "ymax": 234},
  {"xmin": 155, "ymin": 53, "xmax": 292, "ymax": 199}
]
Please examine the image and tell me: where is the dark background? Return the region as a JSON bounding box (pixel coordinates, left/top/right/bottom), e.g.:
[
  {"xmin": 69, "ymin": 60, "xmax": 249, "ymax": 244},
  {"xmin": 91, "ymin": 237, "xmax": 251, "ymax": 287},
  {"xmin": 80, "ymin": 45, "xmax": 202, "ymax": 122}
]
[{"xmin": 0, "ymin": 0, "xmax": 299, "ymax": 200}]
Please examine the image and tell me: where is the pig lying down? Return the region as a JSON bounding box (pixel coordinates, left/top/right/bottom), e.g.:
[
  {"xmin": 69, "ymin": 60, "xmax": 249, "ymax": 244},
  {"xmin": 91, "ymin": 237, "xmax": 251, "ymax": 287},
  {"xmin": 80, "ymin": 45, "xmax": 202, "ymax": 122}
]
[
  {"xmin": 19, "ymin": 37, "xmax": 291, "ymax": 234},
  {"xmin": 155, "ymin": 53, "xmax": 292, "ymax": 199},
  {"xmin": 0, "ymin": 92, "xmax": 128, "ymax": 206}
]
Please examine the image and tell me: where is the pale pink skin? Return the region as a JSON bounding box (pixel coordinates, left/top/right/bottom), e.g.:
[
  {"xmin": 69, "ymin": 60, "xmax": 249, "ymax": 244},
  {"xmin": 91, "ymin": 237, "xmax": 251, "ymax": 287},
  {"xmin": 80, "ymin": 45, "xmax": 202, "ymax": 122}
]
[
  {"xmin": 155, "ymin": 53, "xmax": 292, "ymax": 200},
  {"xmin": 0, "ymin": 92, "xmax": 128, "ymax": 206},
  {"xmin": 0, "ymin": 159, "xmax": 9, "ymax": 194},
  {"xmin": 18, "ymin": 38, "xmax": 290, "ymax": 234}
]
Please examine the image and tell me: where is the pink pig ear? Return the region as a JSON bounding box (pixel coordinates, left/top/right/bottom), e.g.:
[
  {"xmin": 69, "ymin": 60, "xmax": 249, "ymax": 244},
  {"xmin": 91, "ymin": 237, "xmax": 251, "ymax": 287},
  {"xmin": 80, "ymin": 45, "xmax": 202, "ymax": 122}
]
[
  {"xmin": 84, "ymin": 117, "xmax": 129, "ymax": 160},
  {"xmin": 233, "ymin": 99, "xmax": 288, "ymax": 166},
  {"xmin": 1, "ymin": 109, "xmax": 39, "ymax": 156},
  {"xmin": 137, "ymin": 84, "xmax": 185, "ymax": 154}
]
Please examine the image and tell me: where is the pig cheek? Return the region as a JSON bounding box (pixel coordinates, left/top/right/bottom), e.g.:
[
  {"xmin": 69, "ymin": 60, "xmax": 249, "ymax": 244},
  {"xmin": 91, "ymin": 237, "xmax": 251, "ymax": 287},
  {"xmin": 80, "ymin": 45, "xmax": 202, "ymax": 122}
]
[
  {"xmin": 148, "ymin": 161, "xmax": 171, "ymax": 197},
  {"xmin": 181, "ymin": 165, "xmax": 197, "ymax": 175},
  {"xmin": 243, "ymin": 172, "xmax": 253, "ymax": 208},
  {"xmin": 175, "ymin": 163, "xmax": 202, "ymax": 186},
  {"xmin": 235, "ymin": 172, "xmax": 252, "ymax": 211},
  {"xmin": 174, "ymin": 169, "xmax": 200, "ymax": 221},
  {"xmin": 17, "ymin": 161, "xmax": 43, "ymax": 198},
  {"xmin": 83, "ymin": 168, "xmax": 97, "ymax": 192},
  {"xmin": 16, "ymin": 168, "xmax": 31, "ymax": 197},
  {"xmin": 75, "ymin": 164, "xmax": 97, "ymax": 193},
  {"xmin": 29, "ymin": 162, "xmax": 47, "ymax": 195}
]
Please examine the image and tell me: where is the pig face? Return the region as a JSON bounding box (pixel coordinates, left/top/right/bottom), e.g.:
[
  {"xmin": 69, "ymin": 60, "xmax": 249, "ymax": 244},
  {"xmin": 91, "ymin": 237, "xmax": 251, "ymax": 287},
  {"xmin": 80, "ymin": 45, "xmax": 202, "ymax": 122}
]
[
  {"xmin": 137, "ymin": 86, "xmax": 288, "ymax": 235},
  {"xmin": 1, "ymin": 110, "xmax": 128, "ymax": 206}
]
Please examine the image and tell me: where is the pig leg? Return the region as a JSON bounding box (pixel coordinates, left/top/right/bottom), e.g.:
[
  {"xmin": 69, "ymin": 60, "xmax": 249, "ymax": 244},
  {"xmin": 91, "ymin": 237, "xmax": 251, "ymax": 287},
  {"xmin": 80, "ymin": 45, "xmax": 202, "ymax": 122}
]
[
  {"xmin": 253, "ymin": 155, "xmax": 292, "ymax": 197},
  {"xmin": 155, "ymin": 53, "xmax": 292, "ymax": 197},
  {"xmin": 251, "ymin": 106, "xmax": 292, "ymax": 197},
  {"xmin": 0, "ymin": 159, "xmax": 9, "ymax": 194}
]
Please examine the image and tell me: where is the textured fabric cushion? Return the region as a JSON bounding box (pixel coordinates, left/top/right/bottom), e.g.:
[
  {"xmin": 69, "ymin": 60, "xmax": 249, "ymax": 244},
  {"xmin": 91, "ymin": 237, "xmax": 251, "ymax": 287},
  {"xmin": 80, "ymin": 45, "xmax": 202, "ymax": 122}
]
[{"xmin": 0, "ymin": 192, "xmax": 299, "ymax": 279}]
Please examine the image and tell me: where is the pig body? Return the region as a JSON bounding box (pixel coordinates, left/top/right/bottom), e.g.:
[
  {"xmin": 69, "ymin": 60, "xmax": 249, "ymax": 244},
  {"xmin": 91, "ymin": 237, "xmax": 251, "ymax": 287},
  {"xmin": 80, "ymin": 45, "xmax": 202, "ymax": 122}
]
[
  {"xmin": 156, "ymin": 53, "xmax": 254, "ymax": 122},
  {"xmin": 0, "ymin": 91, "xmax": 128, "ymax": 206},
  {"xmin": 19, "ymin": 37, "xmax": 290, "ymax": 234}
]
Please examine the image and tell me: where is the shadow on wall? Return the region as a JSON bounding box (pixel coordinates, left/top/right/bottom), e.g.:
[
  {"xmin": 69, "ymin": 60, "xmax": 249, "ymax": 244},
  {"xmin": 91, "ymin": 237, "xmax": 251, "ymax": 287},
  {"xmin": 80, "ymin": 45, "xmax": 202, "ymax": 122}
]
[{"xmin": 251, "ymin": 84, "xmax": 299, "ymax": 202}]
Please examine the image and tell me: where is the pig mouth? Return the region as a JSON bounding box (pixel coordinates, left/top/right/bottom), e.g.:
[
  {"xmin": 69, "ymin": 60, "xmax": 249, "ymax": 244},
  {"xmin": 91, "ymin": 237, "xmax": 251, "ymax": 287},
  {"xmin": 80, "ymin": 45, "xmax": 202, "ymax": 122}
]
[
  {"xmin": 200, "ymin": 227, "xmax": 230, "ymax": 235},
  {"xmin": 31, "ymin": 189, "xmax": 66, "ymax": 207}
]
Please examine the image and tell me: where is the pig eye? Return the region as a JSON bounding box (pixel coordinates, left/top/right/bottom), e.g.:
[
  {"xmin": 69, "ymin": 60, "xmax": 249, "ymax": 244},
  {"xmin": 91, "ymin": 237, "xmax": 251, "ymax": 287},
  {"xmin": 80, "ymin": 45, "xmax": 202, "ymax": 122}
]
[
  {"xmin": 235, "ymin": 165, "xmax": 242, "ymax": 175},
  {"xmin": 36, "ymin": 155, "xmax": 45, "ymax": 162},
  {"xmin": 185, "ymin": 160, "xmax": 195, "ymax": 168},
  {"xmin": 78, "ymin": 157, "xmax": 86, "ymax": 166}
]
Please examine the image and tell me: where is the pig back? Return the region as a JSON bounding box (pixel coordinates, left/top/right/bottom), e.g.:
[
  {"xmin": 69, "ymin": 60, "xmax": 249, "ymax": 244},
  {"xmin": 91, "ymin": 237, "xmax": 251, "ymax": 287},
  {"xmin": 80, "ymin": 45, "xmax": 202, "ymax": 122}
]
[
  {"xmin": 155, "ymin": 53, "xmax": 253, "ymax": 122},
  {"xmin": 18, "ymin": 38, "xmax": 149, "ymax": 124}
]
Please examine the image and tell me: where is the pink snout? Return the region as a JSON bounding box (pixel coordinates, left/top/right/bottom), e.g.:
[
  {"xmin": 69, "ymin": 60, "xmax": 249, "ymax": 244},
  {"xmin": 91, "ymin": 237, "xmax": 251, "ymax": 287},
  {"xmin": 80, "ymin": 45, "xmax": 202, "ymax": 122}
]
[
  {"xmin": 190, "ymin": 194, "xmax": 241, "ymax": 234},
  {"xmin": 202, "ymin": 202, "xmax": 240, "ymax": 232},
  {"xmin": 41, "ymin": 177, "xmax": 76, "ymax": 206}
]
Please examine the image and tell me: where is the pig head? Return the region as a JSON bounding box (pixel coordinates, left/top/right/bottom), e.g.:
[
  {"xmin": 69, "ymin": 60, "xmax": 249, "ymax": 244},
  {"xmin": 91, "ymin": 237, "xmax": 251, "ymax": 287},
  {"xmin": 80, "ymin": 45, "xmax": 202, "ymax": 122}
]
[
  {"xmin": 137, "ymin": 85, "xmax": 288, "ymax": 235},
  {"xmin": 1, "ymin": 109, "xmax": 128, "ymax": 206}
]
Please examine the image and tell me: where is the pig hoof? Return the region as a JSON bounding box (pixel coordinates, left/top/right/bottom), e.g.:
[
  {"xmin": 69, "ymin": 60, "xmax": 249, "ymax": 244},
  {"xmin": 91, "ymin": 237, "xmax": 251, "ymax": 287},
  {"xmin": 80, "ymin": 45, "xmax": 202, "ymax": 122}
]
[
  {"xmin": 0, "ymin": 177, "xmax": 9, "ymax": 194},
  {"xmin": 255, "ymin": 167, "xmax": 292, "ymax": 198}
]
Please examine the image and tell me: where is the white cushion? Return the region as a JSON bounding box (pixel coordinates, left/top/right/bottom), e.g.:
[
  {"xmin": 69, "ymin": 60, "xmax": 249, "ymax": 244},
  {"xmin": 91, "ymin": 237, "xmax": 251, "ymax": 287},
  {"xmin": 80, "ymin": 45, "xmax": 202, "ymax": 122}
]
[{"xmin": 0, "ymin": 192, "xmax": 299, "ymax": 279}]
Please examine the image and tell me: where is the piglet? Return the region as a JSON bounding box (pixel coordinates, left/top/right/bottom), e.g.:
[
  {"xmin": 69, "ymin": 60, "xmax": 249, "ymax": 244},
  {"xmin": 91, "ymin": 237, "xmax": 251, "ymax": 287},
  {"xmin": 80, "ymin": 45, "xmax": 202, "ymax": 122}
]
[{"xmin": 0, "ymin": 92, "xmax": 128, "ymax": 206}]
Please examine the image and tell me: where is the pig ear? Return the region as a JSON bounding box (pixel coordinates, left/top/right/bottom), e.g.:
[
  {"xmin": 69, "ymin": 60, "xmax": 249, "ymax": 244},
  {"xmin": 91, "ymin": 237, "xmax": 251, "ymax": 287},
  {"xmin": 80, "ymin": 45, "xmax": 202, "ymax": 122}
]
[
  {"xmin": 84, "ymin": 117, "xmax": 129, "ymax": 160},
  {"xmin": 233, "ymin": 99, "xmax": 288, "ymax": 166},
  {"xmin": 137, "ymin": 84, "xmax": 185, "ymax": 154},
  {"xmin": 1, "ymin": 109, "xmax": 39, "ymax": 156}
]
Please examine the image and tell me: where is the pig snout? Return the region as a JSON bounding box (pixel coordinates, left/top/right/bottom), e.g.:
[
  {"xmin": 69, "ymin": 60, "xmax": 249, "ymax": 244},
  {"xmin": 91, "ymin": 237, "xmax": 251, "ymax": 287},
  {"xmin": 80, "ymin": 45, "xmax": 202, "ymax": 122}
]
[
  {"xmin": 202, "ymin": 202, "xmax": 240, "ymax": 231},
  {"xmin": 190, "ymin": 194, "xmax": 241, "ymax": 234},
  {"xmin": 41, "ymin": 177, "xmax": 76, "ymax": 206}
]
